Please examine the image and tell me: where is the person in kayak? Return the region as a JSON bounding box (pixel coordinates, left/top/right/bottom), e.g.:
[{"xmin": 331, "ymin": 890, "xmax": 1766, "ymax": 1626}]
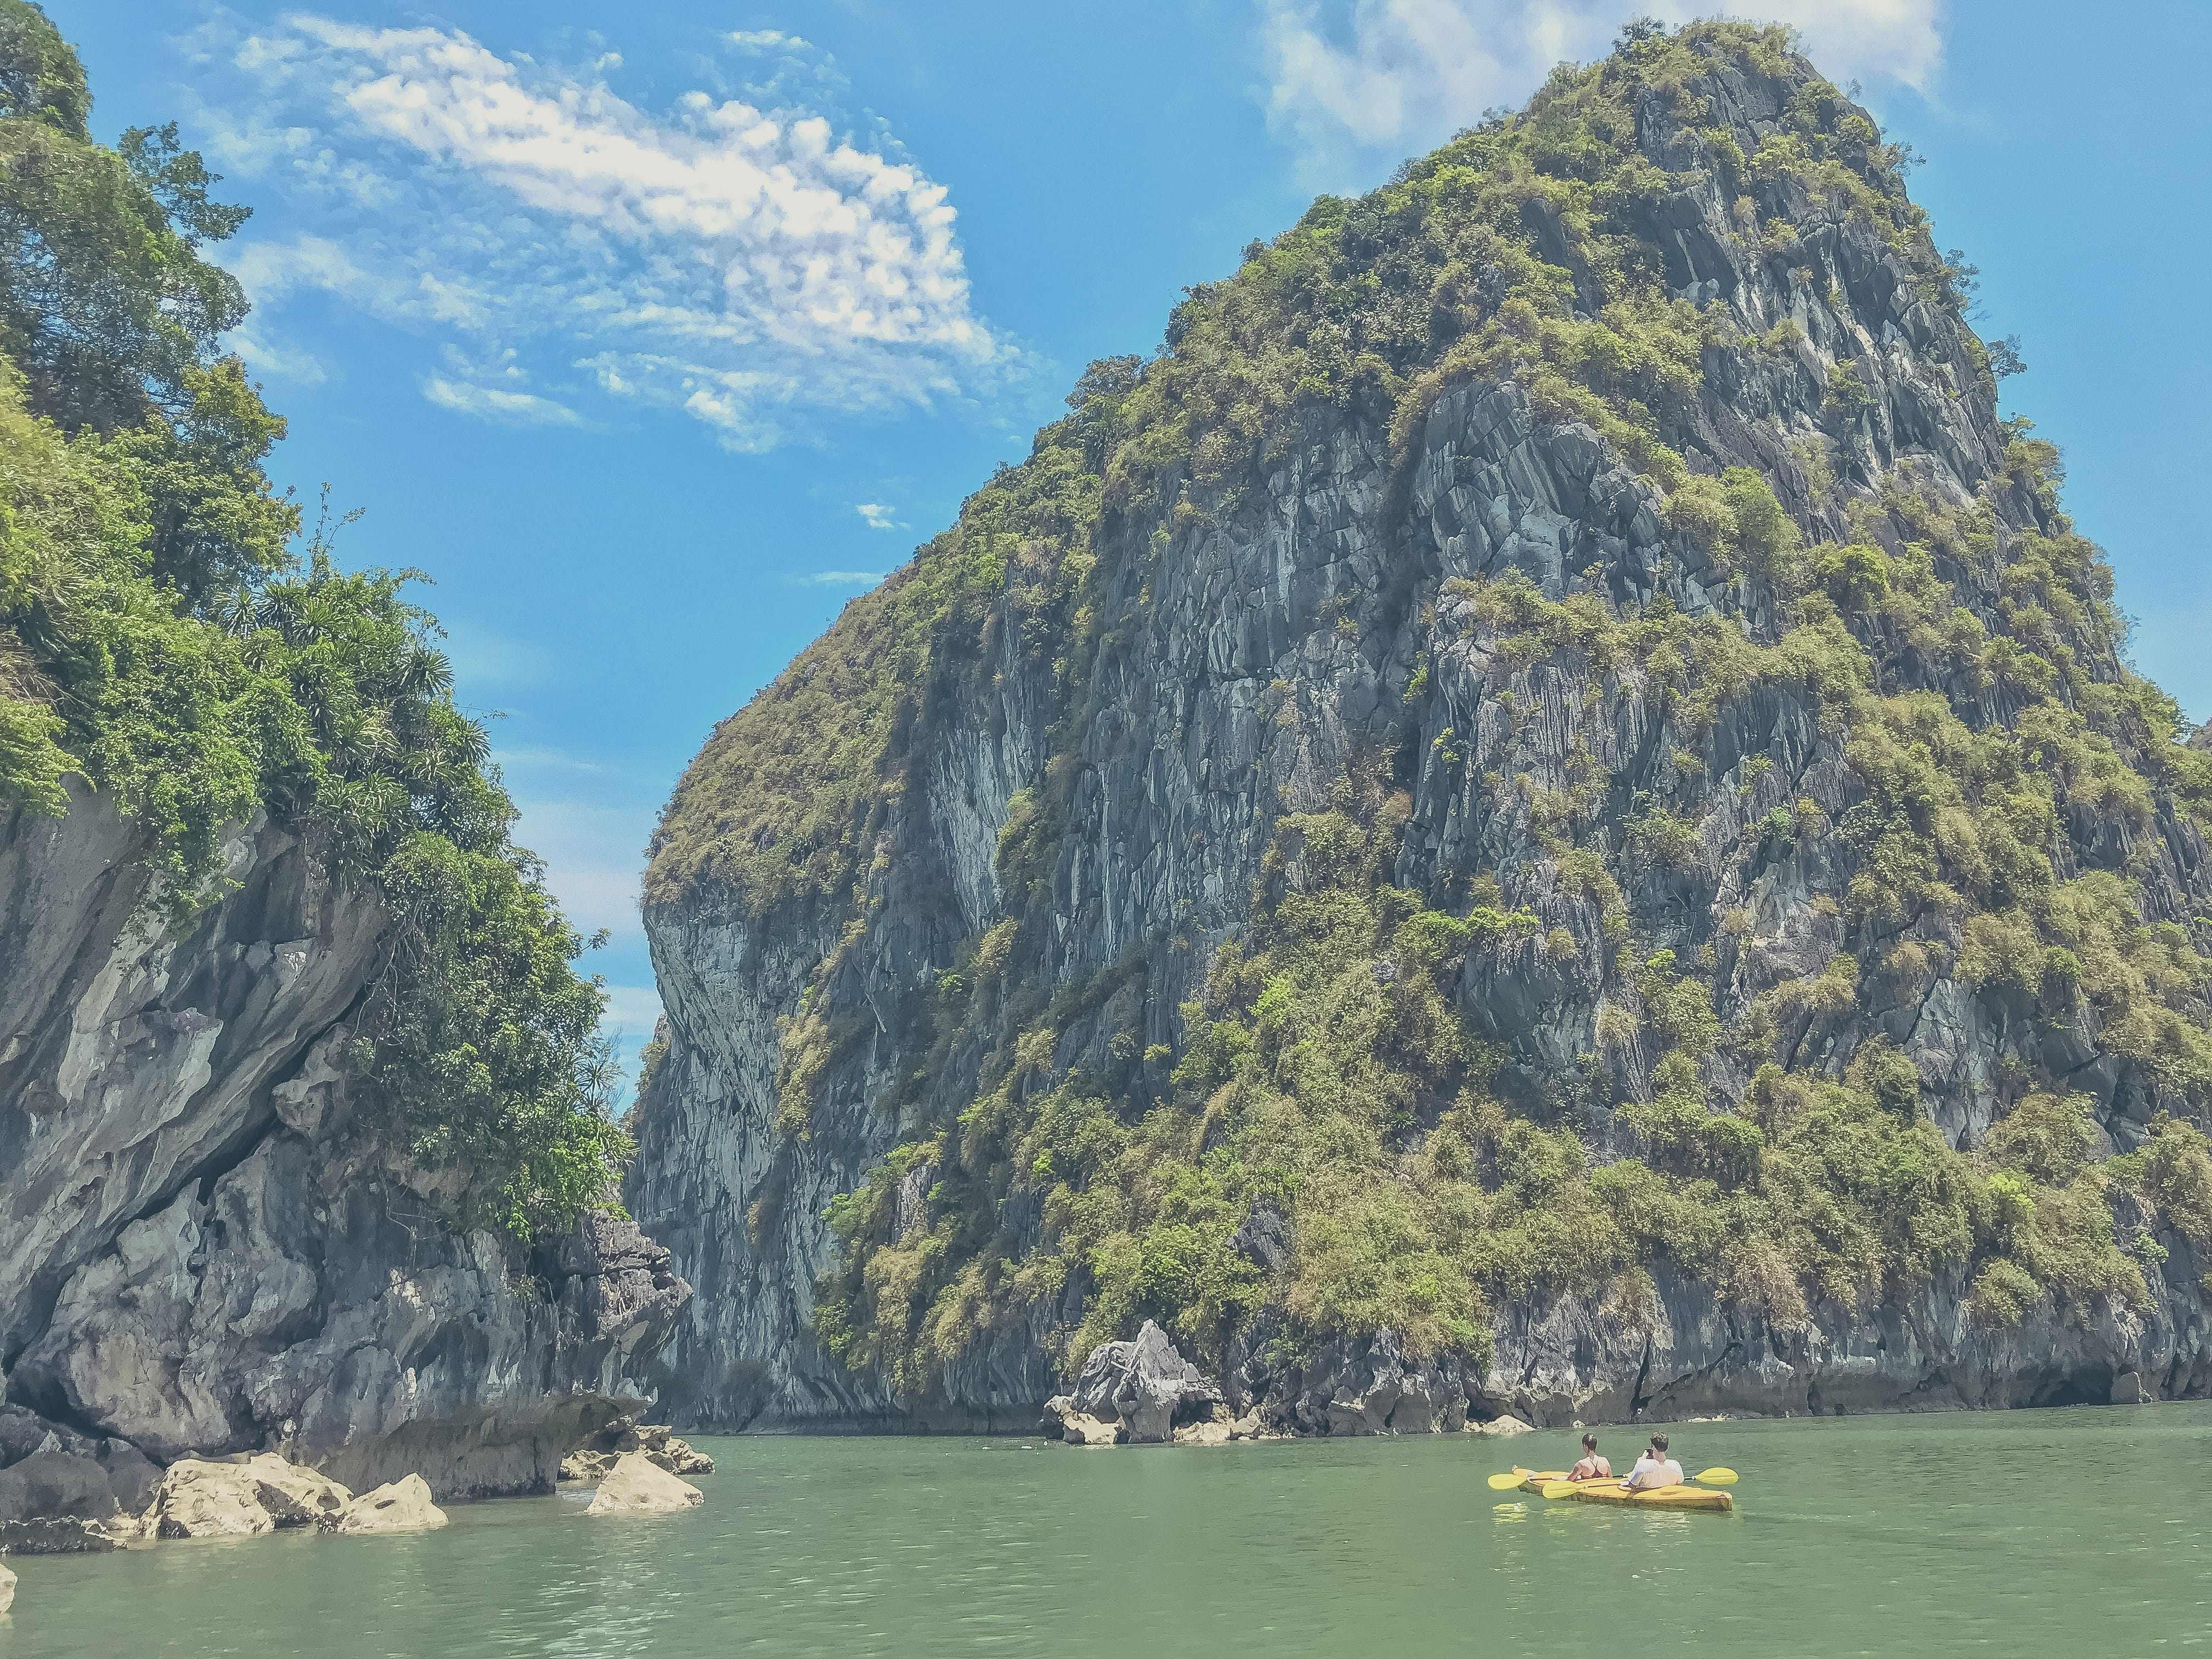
[
  {"xmin": 1623, "ymin": 1433, "xmax": 1684, "ymax": 1491},
  {"xmin": 1568, "ymin": 1434, "xmax": 1610, "ymax": 1482}
]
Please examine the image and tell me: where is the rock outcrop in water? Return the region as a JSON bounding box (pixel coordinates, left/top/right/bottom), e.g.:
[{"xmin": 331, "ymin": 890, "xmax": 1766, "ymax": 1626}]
[
  {"xmin": 560, "ymin": 1419, "xmax": 715, "ymax": 1483},
  {"xmin": 325, "ymin": 1474, "xmax": 447, "ymax": 1536},
  {"xmin": 585, "ymin": 1452, "xmax": 703, "ymax": 1517},
  {"xmin": 0, "ymin": 788, "xmax": 691, "ymax": 1533},
  {"xmin": 629, "ymin": 22, "xmax": 2212, "ymax": 1434}
]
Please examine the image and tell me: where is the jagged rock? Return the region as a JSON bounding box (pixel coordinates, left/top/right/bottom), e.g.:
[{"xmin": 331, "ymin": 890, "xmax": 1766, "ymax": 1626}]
[
  {"xmin": 561, "ymin": 1419, "xmax": 714, "ymax": 1481},
  {"xmin": 1172, "ymin": 1418, "xmax": 1233, "ymax": 1446},
  {"xmin": 1, "ymin": 1559, "xmax": 14, "ymax": 1615},
  {"xmin": 324, "ymin": 1474, "xmax": 447, "ymax": 1536},
  {"xmin": 1228, "ymin": 1204, "xmax": 1292, "ymax": 1276},
  {"xmin": 237, "ymin": 1453, "xmax": 352, "ymax": 1527},
  {"xmin": 0, "ymin": 787, "xmax": 692, "ymax": 1501},
  {"xmin": 1234, "ymin": 1327, "xmax": 1474, "ymax": 1437},
  {"xmin": 0, "ymin": 1519, "xmax": 119, "ymax": 1555},
  {"xmin": 122, "ymin": 1450, "xmax": 347, "ymax": 1542},
  {"xmin": 0, "ymin": 1407, "xmax": 67, "ymax": 1469},
  {"xmin": 559, "ymin": 1449, "xmax": 619, "ymax": 1483},
  {"xmin": 1061, "ymin": 1414, "xmax": 1120, "ymax": 1447},
  {"xmin": 1070, "ymin": 1322, "xmax": 1223, "ymax": 1444},
  {"xmin": 144, "ymin": 1459, "xmax": 278, "ymax": 1539},
  {"xmin": 631, "ymin": 1426, "xmax": 715, "ymax": 1477},
  {"xmin": 0, "ymin": 1451, "xmax": 120, "ymax": 1527},
  {"xmin": 1470, "ymin": 1415, "xmax": 1536, "ymax": 1437},
  {"xmin": 585, "ymin": 1452, "xmax": 702, "ymax": 1516}
]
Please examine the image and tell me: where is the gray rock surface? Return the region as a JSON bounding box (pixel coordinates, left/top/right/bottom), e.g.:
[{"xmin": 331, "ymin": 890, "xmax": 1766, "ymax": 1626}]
[
  {"xmin": 0, "ymin": 786, "xmax": 691, "ymax": 1530},
  {"xmin": 1068, "ymin": 1322, "xmax": 1224, "ymax": 1443},
  {"xmin": 626, "ymin": 40, "xmax": 2212, "ymax": 1431}
]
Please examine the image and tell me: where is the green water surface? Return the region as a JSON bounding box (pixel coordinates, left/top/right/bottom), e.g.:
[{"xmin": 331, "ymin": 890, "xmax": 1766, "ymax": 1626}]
[{"xmin": 2, "ymin": 1404, "xmax": 2207, "ymax": 1656}]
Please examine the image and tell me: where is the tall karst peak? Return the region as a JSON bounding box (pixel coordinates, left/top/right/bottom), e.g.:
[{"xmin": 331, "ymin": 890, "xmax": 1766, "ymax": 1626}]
[{"xmin": 632, "ymin": 21, "xmax": 2212, "ymax": 1431}]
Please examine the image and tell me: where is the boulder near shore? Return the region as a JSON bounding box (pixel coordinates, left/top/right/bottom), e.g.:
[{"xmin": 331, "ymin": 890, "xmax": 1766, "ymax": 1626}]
[
  {"xmin": 325, "ymin": 1475, "xmax": 448, "ymax": 1536},
  {"xmin": 585, "ymin": 1453, "xmax": 703, "ymax": 1516}
]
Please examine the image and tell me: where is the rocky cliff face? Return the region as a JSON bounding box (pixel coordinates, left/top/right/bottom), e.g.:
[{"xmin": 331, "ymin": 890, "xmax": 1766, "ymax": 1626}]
[
  {"xmin": 0, "ymin": 784, "xmax": 689, "ymax": 1523},
  {"xmin": 631, "ymin": 24, "xmax": 2212, "ymax": 1432}
]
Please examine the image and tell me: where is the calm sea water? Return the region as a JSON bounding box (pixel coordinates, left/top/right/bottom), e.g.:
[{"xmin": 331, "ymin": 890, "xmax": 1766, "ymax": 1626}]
[{"xmin": 3, "ymin": 1404, "xmax": 2207, "ymax": 1656}]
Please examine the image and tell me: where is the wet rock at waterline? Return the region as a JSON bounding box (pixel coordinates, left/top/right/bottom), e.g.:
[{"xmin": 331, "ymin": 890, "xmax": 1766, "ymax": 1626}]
[
  {"xmin": 561, "ymin": 1420, "xmax": 715, "ymax": 1483},
  {"xmin": 585, "ymin": 1453, "xmax": 703, "ymax": 1516},
  {"xmin": 1054, "ymin": 1412, "xmax": 1120, "ymax": 1447},
  {"xmin": 138, "ymin": 1454, "xmax": 353, "ymax": 1539},
  {"xmin": 1068, "ymin": 1322, "xmax": 1224, "ymax": 1444},
  {"xmin": 0, "ymin": 1520, "xmax": 120, "ymax": 1554},
  {"xmin": 143, "ymin": 1460, "xmax": 284, "ymax": 1540},
  {"xmin": 324, "ymin": 1475, "xmax": 447, "ymax": 1536},
  {"xmin": 1470, "ymin": 1416, "xmax": 1536, "ymax": 1438}
]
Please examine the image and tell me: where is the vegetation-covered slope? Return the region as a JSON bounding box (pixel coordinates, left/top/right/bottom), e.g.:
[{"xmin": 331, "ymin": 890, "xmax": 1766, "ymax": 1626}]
[
  {"xmin": 636, "ymin": 20, "xmax": 2212, "ymax": 1423},
  {"xmin": 0, "ymin": 0, "xmax": 625, "ymax": 1239}
]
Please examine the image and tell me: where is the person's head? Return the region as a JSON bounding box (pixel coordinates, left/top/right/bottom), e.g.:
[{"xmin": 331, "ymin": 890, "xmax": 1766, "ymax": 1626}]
[
  {"xmin": 1650, "ymin": 1432, "xmax": 1669, "ymax": 1458},
  {"xmin": 1581, "ymin": 1434, "xmax": 1598, "ymax": 1453}
]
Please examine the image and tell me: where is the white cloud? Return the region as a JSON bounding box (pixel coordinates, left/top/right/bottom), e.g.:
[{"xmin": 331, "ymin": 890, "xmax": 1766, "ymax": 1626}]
[
  {"xmin": 855, "ymin": 501, "xmax": 901, "ymax": 531},
  {"xmin": 424, "ymin": 375, "xmax": 583, "ymax": 424},
  {"xmin": 600, "ymin": 983, "xmax": 665, "ymax": 1037},
  {"xmin": 197, "ymin": 16, "xmax": 1008, "ymax": 444},
  {"xmin": 795, "ymin": 569, "xmax": 886, "ymax": 587},
  {"xmin": 1256, "ymin": 1, "xmax": 1944, "ymax": 174},
  {"xmin": 230, "ymin": 326, "xmax": 327, "ymax": 385},
  {"xmin": 727, "ymin": 29, "xmax": 811, "ymax": 52},
  {"xmin": 493, "ymin": 745, "xmax": 609, "ymax": 774},
  {"xmin": 509, "ymin": 793, "xmax": 653, "ymax": 945}
]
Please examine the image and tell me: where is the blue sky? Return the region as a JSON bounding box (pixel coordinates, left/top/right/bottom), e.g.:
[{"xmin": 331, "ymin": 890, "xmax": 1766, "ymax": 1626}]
[{"xmin": 59, "ymin": 1, "xmax": 2212, "ymax": 1091}]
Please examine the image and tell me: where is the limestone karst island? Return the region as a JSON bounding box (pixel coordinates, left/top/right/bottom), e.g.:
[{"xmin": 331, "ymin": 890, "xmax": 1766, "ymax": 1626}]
[{"xmin": 1, "ymin": 2, "xmax": 2206, "ymax": 1651}]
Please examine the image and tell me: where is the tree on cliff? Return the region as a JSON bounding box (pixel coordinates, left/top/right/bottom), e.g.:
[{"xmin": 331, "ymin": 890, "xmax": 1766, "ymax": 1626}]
[{"xmin": 0, "ymin": 0, "xmax": 629, "ymax": 1240}]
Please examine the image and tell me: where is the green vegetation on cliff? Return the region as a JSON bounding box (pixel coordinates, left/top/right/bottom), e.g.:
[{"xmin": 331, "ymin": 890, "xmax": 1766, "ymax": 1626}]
[
  {"xmin": 653, "ymin": 20, "xmax": 2212, "ymax": 1391},
  {"xmin": 0, "ymin": 2, "xmax": 626, "ymax": 1239}
]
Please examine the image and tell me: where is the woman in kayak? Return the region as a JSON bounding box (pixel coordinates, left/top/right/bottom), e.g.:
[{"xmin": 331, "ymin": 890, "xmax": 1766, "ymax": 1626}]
[
  {"xmin": 1567, "ymin": 1434, "xmax": 1610, "ymax": 1482},
  {"xmin": 1623, "ymin": 1433, "xmax": 1684, "ymax": 1491}
]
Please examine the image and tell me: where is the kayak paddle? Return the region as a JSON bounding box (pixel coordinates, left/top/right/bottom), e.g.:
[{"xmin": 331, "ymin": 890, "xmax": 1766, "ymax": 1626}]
[
  {"xmin": 1486, "ymin": 1471, "xmax": 1526, "ymax": 1490},
  {"xmin": 1540, "ymin": 1480, "xmax": 1581, "ymax": 1499},
  {"xmin": 1693, "ymin": 1467, "xmax": 1739, "ymax": 1486}
]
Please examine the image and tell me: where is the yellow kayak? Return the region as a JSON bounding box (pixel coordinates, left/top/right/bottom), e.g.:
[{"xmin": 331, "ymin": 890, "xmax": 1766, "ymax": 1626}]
[
  {"xmin": 1569, "ymin": 1479, "xmax": 1733, "ymax": 1513},
  {"xmin": 1508, "ymin": 1467, "xmax": 1734, "ymax": 1511}
]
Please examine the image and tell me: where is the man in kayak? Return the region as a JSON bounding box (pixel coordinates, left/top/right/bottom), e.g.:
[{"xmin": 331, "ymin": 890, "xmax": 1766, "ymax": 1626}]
[
  {"xmin": 1567, "ymin": 1434, "xmax": 1610, "ymax": 1482},
  {"xmin": 1623, "ymin": 1433, "xmax": 1684, "ymax": 1491}
]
